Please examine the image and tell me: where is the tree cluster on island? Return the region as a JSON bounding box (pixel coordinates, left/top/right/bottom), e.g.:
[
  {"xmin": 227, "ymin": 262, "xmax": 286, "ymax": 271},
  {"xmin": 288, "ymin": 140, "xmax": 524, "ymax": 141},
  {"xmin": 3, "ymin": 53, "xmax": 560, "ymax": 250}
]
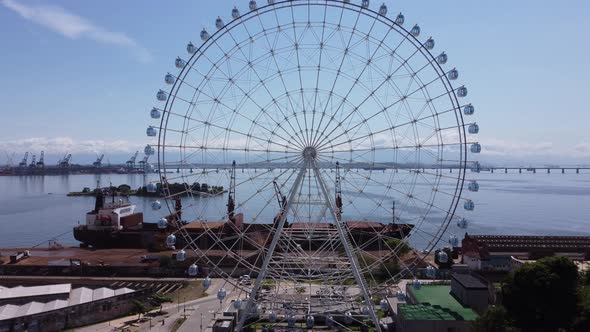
[{"xmin": 473, "ymin": 256, "xmax": 590, "ymax": 332}]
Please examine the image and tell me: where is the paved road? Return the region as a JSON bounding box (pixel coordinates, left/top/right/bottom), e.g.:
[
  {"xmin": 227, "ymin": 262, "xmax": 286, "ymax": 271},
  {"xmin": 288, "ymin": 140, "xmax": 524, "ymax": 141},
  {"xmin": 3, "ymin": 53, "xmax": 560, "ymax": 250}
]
[{"xmin": 176, "ymin": 280, "xmax": 238, "ymax": 332}]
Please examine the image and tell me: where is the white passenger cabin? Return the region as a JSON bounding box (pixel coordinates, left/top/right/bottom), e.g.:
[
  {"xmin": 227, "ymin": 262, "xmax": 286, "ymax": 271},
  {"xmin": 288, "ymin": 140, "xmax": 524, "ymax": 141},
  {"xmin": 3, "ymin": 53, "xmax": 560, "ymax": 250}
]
[{"xmin": 86, "ymin": 200, "xmax": 136, "ymax": 231}]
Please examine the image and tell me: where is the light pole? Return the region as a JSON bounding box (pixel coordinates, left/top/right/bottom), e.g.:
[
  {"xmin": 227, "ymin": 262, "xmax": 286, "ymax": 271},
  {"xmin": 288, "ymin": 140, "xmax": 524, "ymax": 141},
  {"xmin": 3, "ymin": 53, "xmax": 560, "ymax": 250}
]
[{"xmin": 200, "ymin": 312, "xmax": 203, "ymax": 332}]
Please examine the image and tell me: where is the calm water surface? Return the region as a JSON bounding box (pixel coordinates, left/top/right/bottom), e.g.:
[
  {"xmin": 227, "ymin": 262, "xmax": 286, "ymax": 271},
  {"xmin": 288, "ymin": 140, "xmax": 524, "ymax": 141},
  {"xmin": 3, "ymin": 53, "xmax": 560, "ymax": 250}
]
[{"xmin": 0, "ymin": 171, "xmax": 588, "ymax": 248}]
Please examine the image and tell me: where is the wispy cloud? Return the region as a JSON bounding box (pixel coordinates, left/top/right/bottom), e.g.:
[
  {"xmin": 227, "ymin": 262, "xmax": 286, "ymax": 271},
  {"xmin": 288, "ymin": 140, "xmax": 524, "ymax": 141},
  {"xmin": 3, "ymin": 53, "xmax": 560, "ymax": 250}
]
[
  {"xmin": 0, "ymin": 137, "xmax": 142, "ymax": 155},
  {"xmin": 1, "ymin": 0, "xmax": 152, "ymax": 63},
  {"xmin": 478, "ymin": 138, "xmax": 590, "ymax": 165}
]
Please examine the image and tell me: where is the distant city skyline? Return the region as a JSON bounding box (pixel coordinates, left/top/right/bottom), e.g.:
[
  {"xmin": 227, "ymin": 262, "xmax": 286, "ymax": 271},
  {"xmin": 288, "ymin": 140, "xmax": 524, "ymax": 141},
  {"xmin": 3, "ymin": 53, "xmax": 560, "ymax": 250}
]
[{"xmin": 1, "ymin": 0, "xmax": 589, "ymax": 165}]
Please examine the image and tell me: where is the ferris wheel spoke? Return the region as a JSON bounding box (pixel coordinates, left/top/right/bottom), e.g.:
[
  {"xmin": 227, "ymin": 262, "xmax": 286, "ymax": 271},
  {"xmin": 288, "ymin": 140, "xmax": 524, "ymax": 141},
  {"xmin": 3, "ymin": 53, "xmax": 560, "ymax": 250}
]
[
  {"xmin": 182, "ymin": 114, "xmax": 294, "ymax": 152},
  {"xmin": 155, "ymin": 159, "xmax": 298, "ymax": 185},
  {"xmin": 309, "ymin": 5, "xmax": 329, "ymax": 147},
  {"xmin": 315, "ymin": 65, "xmax": 458, "ymax": 151},
  {"xmin": 311, "ymin": 26, "xmax": 426, "ymax": 149},
  {"xmin": 289, "ymin": 5, "xmax": 312, "ymax": 146},
  {"xmin": 209, "ymin": 27, "xmax": 310, "ymax": 150},
  {"xmin": 309, "ymin": 21, "xmax": 391, "ymax": 147},
  {"xmin": 317, "ymin": 106, "xmax": 457, "ymax": 153},
  {"xmin": 183, "ymin": 49, "xmax": 305, "ymax": 151},
  {"xmin": 166, "ymin": 144, "xmax": 299, "ymax": 156},
  {"xmin": 326, "ymin": 58, "xmax": 458, "ymax": 145},
  {"xmin": 194, "ymin": 88, "xmax": 305, "ymax": 152},
  {"xmin": 323, "ymin": 141, "xmax": 463, "ymax": 155},
  {"xmin": 320, "ymin": 160, "xmax": 423, "ymax": 208},
  {"xmin": 344, "ymin": 166, "xmax": 461, "ymax": 220},
  {"xmin": 261, "ymin": 13, "xmax": 312, "ymax": 145},
  {"xmin": 333, "ymin": 173, "xmax": 395, "ymax": 220},
  {"xmin": 309, "ymin": 5, "xmax": 365, "ymax": 147},
  {"xmin": 245, "ymin": 167, "xmax": 299, "ymax": 225},
  {"xmin": 184, "ymin": 168, "xmax": 300, "ymax": 273}
]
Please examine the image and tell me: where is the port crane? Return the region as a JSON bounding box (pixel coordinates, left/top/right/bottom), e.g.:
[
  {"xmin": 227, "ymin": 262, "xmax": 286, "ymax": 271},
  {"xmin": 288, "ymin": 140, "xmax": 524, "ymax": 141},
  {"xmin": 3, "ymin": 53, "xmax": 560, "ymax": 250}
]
[
  {"xmin": 29, "ymin": 154, "xmax": 37, "ymax": 168},
  {"xmin": 137, "ymin": 154, "xmax": 150, "ymax": 172},
  {"xmin": 126, "ymin": 151, "xmax": 139, "ymax": 170},
  {"xmin": 36, "ymin": 151, "xmax": 45, "ymax": 168},
  {"xmin": 18, "ymin": 152, "xmax": 28, "ymax": 167},
  {"xmin": 227, "ymin": 161, "xmax": 237, "ymax": 221},
  {"xmin": 58, "ymin": 154, "xmax": 72, "ymax": 168},
  {"xmin": 93, "ymin": 154, "xmax": 104, "ymax": 168},
  {"xmin": 3, "ymin": 152, "xmax": 16, "ymax": 167}
]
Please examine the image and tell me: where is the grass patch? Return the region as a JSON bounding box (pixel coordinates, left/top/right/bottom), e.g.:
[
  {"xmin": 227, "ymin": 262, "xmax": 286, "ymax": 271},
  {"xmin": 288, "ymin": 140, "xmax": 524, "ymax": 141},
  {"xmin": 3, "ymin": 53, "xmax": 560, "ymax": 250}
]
[{"xmin": 170, "ymin": 317, "xmax": 187, "ymax": 332}]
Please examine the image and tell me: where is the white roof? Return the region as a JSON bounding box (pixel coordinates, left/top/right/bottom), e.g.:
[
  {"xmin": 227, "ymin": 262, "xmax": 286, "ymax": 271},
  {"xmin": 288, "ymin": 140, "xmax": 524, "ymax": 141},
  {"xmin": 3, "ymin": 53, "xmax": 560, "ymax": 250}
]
[
  {"xmin": 15, "ymin": 302, "xmax": 45, "ymax": 317},
  {"xmin": 92, "ymin": 287, "xmax": 115, "ymax": 301},
  {"xmin": 0, "ymin": 285, "xmax": 136, "ymax": 320},
  {"xmin": 68, "ymin": 287, "xmax": 93, "ymax": 306},
  {"xmin": 0, "ymin": 304, "xmax": 19, "ymax": 320},
  {"xmin": 114, "ymin": 288, "xmax": 134, "ymax": 296},
  {"xmin": 0, "ymin": 284, "xmax": 71, "ymax": 300},
  {"xmin": 43, "ymin": 300, "xmax": 68, "ymax": 312}
]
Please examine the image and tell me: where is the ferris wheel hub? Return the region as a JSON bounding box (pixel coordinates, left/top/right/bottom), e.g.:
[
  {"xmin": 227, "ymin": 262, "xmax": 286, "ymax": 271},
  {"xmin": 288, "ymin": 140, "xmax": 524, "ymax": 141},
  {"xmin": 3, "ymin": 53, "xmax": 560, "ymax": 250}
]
[{"xmin": 302, "ymin": 146, "xmax": 318, "ymax": 160}]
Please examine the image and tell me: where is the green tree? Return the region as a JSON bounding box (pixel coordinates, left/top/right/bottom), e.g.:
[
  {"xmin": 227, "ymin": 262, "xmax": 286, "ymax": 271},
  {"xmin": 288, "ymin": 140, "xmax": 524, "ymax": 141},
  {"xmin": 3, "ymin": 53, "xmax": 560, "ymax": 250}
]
[
  {"xmin": 385, "ymin": 238, "xmax": 411, "ymax": 255},
  {"xmin": 471, "ymin": 306, "xmax": 519, "ymax": 332},
  {"xmin": 573, "ymin": 284, "xmax": 590, "ymax": 332},
  {"xmin": 572, "ymin": 305, "xmax": 590, "ymax": 332},
  {"xmin": 132, "ymin": 300, "xmax": 149, "ymax": 320},
  {"xmin": 502, "ymin": 256, "xmax": 578, "ymax": 332}
]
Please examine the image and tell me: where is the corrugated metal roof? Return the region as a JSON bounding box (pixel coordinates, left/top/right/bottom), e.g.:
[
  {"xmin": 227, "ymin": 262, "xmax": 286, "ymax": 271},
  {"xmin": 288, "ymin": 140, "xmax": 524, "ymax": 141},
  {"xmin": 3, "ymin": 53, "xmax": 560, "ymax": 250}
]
[
  {"xmin": 42, "ymin": 300, "xmax": 68, "ymax": 312},
  {"xmin": 15, "ymin": 302, "xmax": 45, "ymax": 317},
  {"xmin": 68, "ymin": 287, "xmax": 93, "ymax": 306},
  {"xmin": 0, "ymin": 284, "xmax": 71, "ymax": 300},
  {"xmin": 0, "ymin": 285, "xmax": 136, "ymax": 320},
  {"xmin": 114, "ymin": 288, "xmax": 134, "ymax": 296},
  {"xmin": 0, "ymin": 304, "xmax": 19, "ymax": 320},
  {"xmin": 92, "ymin": 287, "xmax": 115, "ymax": 301}
]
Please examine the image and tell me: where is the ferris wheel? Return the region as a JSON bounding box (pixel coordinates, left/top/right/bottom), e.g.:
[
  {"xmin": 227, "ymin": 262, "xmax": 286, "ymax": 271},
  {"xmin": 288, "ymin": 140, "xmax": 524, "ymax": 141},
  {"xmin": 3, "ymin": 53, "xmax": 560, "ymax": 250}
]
[{"xmin": 146, "ymin": 0, "xmax": 480, "ymax": 330}]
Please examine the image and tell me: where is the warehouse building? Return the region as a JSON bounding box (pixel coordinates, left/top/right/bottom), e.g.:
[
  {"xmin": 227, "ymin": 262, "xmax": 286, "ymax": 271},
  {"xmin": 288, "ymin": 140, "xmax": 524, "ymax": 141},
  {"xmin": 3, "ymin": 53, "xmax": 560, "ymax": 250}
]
[{"xmin": 0, "ymin": 283, "xmax": 143, "ymax": 332}]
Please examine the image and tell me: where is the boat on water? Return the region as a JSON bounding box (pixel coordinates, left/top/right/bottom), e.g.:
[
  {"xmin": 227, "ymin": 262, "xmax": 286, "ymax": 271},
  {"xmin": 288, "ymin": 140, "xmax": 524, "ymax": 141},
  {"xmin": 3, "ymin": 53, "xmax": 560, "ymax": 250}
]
[{"xmin": 73, "ymin": 184, "xmax": 413, "ymax": 251}]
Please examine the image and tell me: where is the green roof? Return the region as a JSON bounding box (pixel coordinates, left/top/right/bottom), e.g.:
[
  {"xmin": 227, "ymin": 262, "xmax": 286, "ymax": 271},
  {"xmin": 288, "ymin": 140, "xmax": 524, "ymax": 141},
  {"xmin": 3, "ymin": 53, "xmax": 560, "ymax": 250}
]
[
  {"xmin": 399, "ymin": 304, "xmax": 461, "ymax": 320},
  {"xmin": 405, "ymin": 284, "xmax": 478, "ymax": 321}
]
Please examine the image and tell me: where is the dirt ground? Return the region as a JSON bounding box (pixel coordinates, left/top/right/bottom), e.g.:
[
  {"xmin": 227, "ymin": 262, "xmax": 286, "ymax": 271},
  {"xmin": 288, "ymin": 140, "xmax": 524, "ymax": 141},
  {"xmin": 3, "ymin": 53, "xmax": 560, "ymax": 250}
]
[{"xmin": 0, "ymin": 247, "xmax": 175, "ymax": 266}]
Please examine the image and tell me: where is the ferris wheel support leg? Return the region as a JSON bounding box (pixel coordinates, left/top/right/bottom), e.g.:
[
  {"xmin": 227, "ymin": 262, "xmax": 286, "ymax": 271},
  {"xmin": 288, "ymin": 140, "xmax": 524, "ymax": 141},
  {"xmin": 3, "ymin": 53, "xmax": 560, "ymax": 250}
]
[
  {"xmin": 236, "ymin": 165, "xmax": 308, "ymax": 331},
  {"xmin": 311, "ymin": 162, "xmax": 383, "ymax": 332}
]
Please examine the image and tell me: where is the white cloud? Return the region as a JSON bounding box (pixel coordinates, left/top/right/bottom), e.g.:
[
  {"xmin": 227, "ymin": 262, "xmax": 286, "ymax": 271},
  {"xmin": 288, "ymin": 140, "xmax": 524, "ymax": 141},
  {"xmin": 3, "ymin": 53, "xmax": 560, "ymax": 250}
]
[
  {"xmin": 478, "ymin": 138, "xmax": 590, "ymax": 165},
  {"xmin": 481, "ymin": 139, "xmax": 555, "ymax": 157},
  {"xmin": 0, "ymin": 137, "xmax": 141, "ymax": 155},
  {"xmin": 1, "ymin": 0, "xmax": 152, "ymax": 63}
]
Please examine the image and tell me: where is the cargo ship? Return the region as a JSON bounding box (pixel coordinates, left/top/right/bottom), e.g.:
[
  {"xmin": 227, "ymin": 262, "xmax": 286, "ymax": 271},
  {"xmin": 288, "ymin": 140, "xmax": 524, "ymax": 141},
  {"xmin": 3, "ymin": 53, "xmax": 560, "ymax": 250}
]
[{"xmin": 74, "ymin": 178, "xmax": 413, "ymax": 251}]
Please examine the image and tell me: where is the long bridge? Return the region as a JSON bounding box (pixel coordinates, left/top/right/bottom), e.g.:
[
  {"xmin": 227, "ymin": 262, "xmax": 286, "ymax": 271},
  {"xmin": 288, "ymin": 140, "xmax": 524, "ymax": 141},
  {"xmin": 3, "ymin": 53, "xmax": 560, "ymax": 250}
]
[{"xmin": 478, "ymin": 166, "xmax": 589, "ymax": 174}]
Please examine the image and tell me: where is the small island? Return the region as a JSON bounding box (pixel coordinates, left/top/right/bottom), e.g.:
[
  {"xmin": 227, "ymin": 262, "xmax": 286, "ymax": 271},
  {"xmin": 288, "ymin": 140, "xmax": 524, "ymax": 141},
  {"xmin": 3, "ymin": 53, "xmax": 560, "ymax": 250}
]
[{"xmin": 67, "ymin": 182, "xmax": 226, "ymax": 197}]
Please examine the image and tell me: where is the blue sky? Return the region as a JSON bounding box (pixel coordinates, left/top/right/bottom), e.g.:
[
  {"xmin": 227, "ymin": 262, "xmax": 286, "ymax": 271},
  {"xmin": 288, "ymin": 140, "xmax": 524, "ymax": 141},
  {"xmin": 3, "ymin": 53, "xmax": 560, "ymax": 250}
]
[{"xmin": 0, "ymin": 0, "xmax": 589, "ymax": 165}]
